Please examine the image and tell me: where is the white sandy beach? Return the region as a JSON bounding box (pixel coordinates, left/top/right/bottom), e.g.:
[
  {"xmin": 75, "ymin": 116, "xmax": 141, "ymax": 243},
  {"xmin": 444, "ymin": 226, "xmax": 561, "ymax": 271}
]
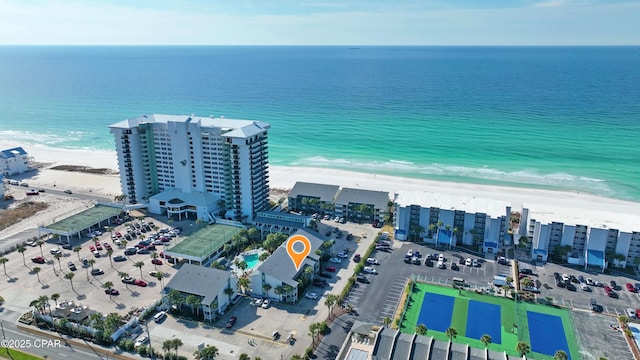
[{"xmin": 3, "ymin": 140, "xmax": 640, "ymax": 233}]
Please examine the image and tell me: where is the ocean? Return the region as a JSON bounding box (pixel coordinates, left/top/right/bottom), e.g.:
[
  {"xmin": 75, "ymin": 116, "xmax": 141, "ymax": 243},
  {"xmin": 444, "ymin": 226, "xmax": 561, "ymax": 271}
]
[{"xmin": 0, "ymin": 46, "xmax": 638, "ymax": 201}]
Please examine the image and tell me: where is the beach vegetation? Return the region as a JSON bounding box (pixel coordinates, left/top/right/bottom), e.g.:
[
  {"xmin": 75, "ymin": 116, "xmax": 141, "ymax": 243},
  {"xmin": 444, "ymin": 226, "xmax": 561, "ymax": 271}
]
[{"xmin": 0, "ymin": 201, "xmax": 49, "ymax": 232}]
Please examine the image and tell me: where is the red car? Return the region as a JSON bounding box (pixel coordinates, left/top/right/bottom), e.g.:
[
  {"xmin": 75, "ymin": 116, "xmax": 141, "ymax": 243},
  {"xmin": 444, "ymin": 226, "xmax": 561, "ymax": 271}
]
[
  {"xmin": 151, "ymin": 259, "xmax": 163, "ymax": 265},
  {"xmin": 325, "ymin": 266, "xmax": 337, "ymax": 272},
  {"xmin": 104, "ymin": 243, "xmax": 112, "ymax": 250},
  {"xmin": 145, "ymin": 245, "xmax": 156, "ymax": 251},
  {"xmin": 134, "ymin": 279, "xmax": 148, "ymax": 287},
  {"xmin": 31, "ymin": 256, "xmax": 46, "ymax": 264},
  {"xmin": 627, "ymin": 283, "xmax": 637, "ymax": 293},
  {"xmin": 95, "ymin": 242, "xmax": 103, "ymax": 250},
  {"xmin": 225, "ymin": 316, "xmax": 237, "ymax": 328},
  {"xmin": 89, "ymin": 245, "xmax": 96, "ymax": 252}
]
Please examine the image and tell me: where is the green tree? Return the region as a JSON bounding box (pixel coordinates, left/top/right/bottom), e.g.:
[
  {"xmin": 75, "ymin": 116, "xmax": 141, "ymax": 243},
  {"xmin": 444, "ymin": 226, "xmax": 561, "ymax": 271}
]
[
  {"xmin": 291, "ymin": 355, "xmax": 302, "ymax": 360},
  {"xmin": 17, "ymin": 245, "xmax": 27, "ymax": 265},
  {"xmin": 50, "ymin": 293, "xmax": 60, "ymax": 306},
  {"xmin": 383, "ymin": 316, "xmax": 392, "ymax": 328},
  {"xmin": 415, "ymin": 324, "xmax": 427, "ymax": 336},
  {"xmin": 0, "ymin": 257, "xmax": 8, "ymax": 275},
  {"xmin": 73, "ymin": 246, "xmax": 82, "ymax": 260},
  {"xmin": 32, "ymin": 266, "xmax": 42, "ymax": 283},
  {"xmin": 445, "ymin": 327, "xmax": 457, "ymax": 342},
  {"xmin": 186, "ymin": 294, "xmax": 202, "ymax": 315},
  {"xmin": 171, "ymin": 338, "xmax": 183, "ymax": 356},
  {"xmin": 237, "ymin": 276, "xmax": 251, "ymax": 294},
  {"xmin": 194, "ymin": 344, "xmax": 219, "ymax": 360},
  {"xmin": 480, "ymin": 334, "xmax": 492, "ymax": 348},
  {"xmin": 54, "ymin": 252, "xmax": 63, "ymax": 270},
  {"xmin": 88, "ymin": 258, "xmax": 96, "ymax": 271},
  {"xmin": 119, "ymin": 272, "xmax": 130, "ymax": 289},
  {"xmin": 168, "ymin": 289, "xmax": 184, "ymax": 311},
  {"xmin": 134, "ymin": 261, "xmax": 145, "ymax": 278},
  {"xmin": 325, "ymin": 294, "xmax": 337, "ymax": 320},
  {"xmin": 263, "ymin": 283, "xmax": 272, "ymax": 298},
  {"xmin": 155, "ymin": 271, "xmax": 165, "ymax": 288},
  {"xmin": 554, "ymin": 350, "xmax": 568, "ymax": 360},
  {"xmin": 151, "ymin": 252, "xmax": 160, "ymax": 269},
  {"xmin": 224, "ymin": 286, "xmax": 234, "ymax": 304},
  {"xmin": 107, "ymin": 248, "xmax": 114, "ymax": 267},
  {"xmin": 239, "ymin": 354, "xmax": 250, "ymax": 360},
  {"xmin": 64, "ymin": 272, "xmax": 75, "ymax": 291},
  {"xmin": 103, "ymin": 281, "xmax": 114, "ymax": 298},
  {"xmin": 37, "ymin": 240, "xmax": 45, "ymax": 257},
  {"xmin": 516, "ymin": 341, "xmax": 531, "ymax": 356}
]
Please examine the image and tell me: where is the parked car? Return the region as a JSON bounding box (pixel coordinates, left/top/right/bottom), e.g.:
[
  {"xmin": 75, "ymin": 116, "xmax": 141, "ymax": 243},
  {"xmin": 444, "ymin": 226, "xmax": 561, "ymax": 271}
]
[
  {"xmin": 149, "ymin": 271, "xmax": 161, "ymax": 277},
  {"xmin": 363, "ymin": 267, "xmax": 377, "ymax": 274},
  {"xmin": 337, "ymin": 252, "xmax": 348, "ymax": 258},
  {"xmin": 133, "ymin": 279, "xmax": 148, "ymax": 287},
  {"xmin": 91, "ymin": 269, "xmax": 104, "ymax": 275},
  {"xmin": 519, "ymin": 268, "xmax": 533, "ymax": 275},
  {"xmin": 325, "ymin": 266, "xmax": 337, "ymax": 272},
  {"xmin": 134, "ymin": 335, "xmax": 148, "ymax": 348},
  {"xmin": 578, "ymin": 275, "xmax": 585, "ymax": 283},
  {"xmin": 261, "ymin": 299, "xmax": 271, "ymax": 308},
  {"xmin": 319, "ymin": 272, "xmax": 332, "ymax": 278},
  {"xmin": 610, "ymin": 280, "xmax": 619, "ymax": 290},
  {"xmin": 67, "ymin": 262, "xmax": 77, "ymax": 271},
  {"xmin": 104, "ymin": 288, "xmax": 119, "ymax": 296},
  {"xmin": 49, "ymin": 248, "xmax": 61, "ymax": 255},
  {"xmin": 412, "ymin": 257, "xmax": 421, "ymax": 265},
  {"xmin": 580, "ymin": 283, "xmax": 591, "ymax": 292},
  {"xmin": 31, "ymin": 256, "xmax": 45, "ymax": 264},
  {"xmin": 356, "ymin": 275, "xmax": 370, "ymax": 284},
  {"xmin": 62, "ymin": 243, "xmax": 72, "ymax": 250},
  {"xmin": 313, "ymin": 279, "xmax": 328, "ymax": 287},
  {"xmin": 590, "ymin": 298, "xmax": 603, "ymax": 312},
  {"xmin": 305, "ymin": 292, "xmax": 319, "ymax": 300},
  {"xmin": 450, "ymin": 263, "xmax": 459, "ymax": 271},
  {"xmin": 465, "ymin": 258, "xmax": 472, "ymax": 267},
  {"xmin": 565, "ymin": 283, "xmax": 577, "ymax": 292},
  {"xmin": 225, "ymin": 316, "xmax": 237, "ymax": 328},
  {"xmin": 329, "ymin": 257, "xmax": 341, "ymax": 264},
  {"xmin": 627, "ymin": 283, "xmax": 637, "ymax": 293},
  {"xmin": 63, "ymin": 190, "xmax": 73, "ymax": 194},
  {"xmin": 121, "ymin": 276, "xmax": 135, "ymax": 284},
  {"xmin": 151, "ymin": 258, "xmax": 163, "ymax": 265},
  {"xmin": 153, "ymin": 311, "xmax": 167, "ymax": 323},
  {"xmin": 26, "ymin": 239, "xmax": 37, "ymax": 246},
  {"xmin": 627, "ymin": 308, "xmax": 637, "ymax": 319},
  {"xmin": 497, "ymin": 256, "xmax": 508, "ymax": 265},
  {"xmin": 437, "ymin": 261, "xmax": 446, "ymax": 269},
  {"xmin": 366, "ymin": 258, "xmax": 380, "ymax": 265},
  {"xmin": 113, "ymin": 255, "xmax": 127, "ymax": 262}
]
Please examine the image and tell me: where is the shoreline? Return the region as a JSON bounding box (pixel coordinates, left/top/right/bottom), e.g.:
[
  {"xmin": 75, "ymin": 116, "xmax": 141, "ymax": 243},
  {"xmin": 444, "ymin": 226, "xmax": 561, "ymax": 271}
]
[{"xmin": 3, "ymin": 141, "xmax": 640, "ymax": 232}]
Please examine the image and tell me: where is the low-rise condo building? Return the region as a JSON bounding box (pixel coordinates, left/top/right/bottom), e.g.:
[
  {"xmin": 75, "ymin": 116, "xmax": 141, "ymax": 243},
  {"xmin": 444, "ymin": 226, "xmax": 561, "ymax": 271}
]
[
  {"xmin": 0, "ymin": 147, "xmax": 32, "ymax": 176},
  {"xmin": 109, "ymin": 114, "xmax": 270, "ymax": 221}
]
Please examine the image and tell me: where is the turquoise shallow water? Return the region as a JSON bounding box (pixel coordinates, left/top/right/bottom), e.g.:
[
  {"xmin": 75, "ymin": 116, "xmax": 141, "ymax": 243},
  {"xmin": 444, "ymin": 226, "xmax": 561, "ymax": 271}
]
[{"xmin": 0, "ymin": 46, "xmax": 638, "ymax": 201}]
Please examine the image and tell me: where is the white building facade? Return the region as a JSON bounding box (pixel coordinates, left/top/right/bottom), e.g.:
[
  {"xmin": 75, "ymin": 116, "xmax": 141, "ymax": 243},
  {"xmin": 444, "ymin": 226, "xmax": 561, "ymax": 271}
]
[
  {"xmin": 0, "ymin": 147, "xmax": 31, "ymax": 176},
  {"xmin": 109, "ymin": 114, "xmax": 270, "ymax": 221}
]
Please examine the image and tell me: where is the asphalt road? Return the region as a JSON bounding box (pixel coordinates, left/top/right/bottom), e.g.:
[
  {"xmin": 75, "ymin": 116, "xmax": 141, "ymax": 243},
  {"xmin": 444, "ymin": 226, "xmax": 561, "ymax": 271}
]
[{"xmin": 313, "ymin": 314, "xmax": 355, "ymax": 360}]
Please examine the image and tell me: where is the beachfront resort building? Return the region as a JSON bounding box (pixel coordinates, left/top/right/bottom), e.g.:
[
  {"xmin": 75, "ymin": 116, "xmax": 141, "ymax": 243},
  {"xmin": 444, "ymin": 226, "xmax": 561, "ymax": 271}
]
[
  {"xmin": 109, "ymin": 114, "xmax": 270, "ymax": 221},
  {"xmin": 250, "ymin": 229, "xmax": 324, "ymax": 303},
  {"xmin": 393, "ymin": 190, "xmax": 512, "ymax": 254},
  {"xmin": 252, "ymin": 210, "xmax": 312, "ymax": 237},
  {"xmin": 525, "ymin": 214, "xmax": 640, "ymax": 271},
  {"xmin": 164, "ymin": 263, "xmax": 236, "ymax": 322},
  {"xmin": 287, "ymin": 181, "xmax": 390, "ymax": 222},
  {"xmin": 0, "ymin": 147, "xmax": 32, "ymax": 176}
]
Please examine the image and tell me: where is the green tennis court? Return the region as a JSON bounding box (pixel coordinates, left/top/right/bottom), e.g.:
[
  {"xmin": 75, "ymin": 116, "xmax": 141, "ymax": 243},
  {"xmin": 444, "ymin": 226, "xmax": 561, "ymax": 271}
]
[
  {"xmin": 399, "ymin": 283, "xmax": 579, "ymax": 359},
  {"xmin": 166, "ymin": 223, "xmax": 241, "ymax": 258}
]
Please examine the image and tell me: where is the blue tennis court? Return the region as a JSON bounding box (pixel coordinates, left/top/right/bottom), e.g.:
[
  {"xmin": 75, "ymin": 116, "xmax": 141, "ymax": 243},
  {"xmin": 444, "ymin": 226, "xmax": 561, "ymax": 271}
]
[
  {"xmin": 466, "ymin": 300, "xmax": 502, "ymax": 344},
  {"xmin": 417, "ymin": 293, "xmax": 455, "ymax": 332},
  {"xmin": 528, "ymin": 311, "xmax": 571, "ymax": 358}
]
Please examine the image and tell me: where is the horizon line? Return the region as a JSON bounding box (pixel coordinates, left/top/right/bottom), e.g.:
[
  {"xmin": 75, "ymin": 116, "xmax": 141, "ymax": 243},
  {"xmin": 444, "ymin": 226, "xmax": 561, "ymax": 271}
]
[{"xmin": 0, "ymin": 44, "xmax": 639, "ymax": 47}]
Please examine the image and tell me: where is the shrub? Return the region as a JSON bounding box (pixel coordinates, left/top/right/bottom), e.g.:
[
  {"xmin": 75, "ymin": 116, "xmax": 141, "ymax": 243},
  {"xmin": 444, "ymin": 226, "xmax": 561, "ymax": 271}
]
[
  {"xmin": 118, "ymin": 338, "xmax": 135, "ymax": 351},
  {"xmin": 304, "ymin": 347, "xmax": 314, "ymax": 359},
  {"xmin": 138, "ymin": 344, "xmax": 148, "ymax": 356}
]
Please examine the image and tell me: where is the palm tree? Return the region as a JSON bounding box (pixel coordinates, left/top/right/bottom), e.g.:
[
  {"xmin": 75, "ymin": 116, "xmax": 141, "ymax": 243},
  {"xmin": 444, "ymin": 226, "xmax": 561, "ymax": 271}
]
[
  {"xmin": 186, "ymin": 295, "xmax": 199, "ymax": 314},
  {"xmin": 263, "ymin": 283, "xmax": 272, "ymax": 298},
  {"xmin": 172, "ymin": 338, "xmax": 183, "ymax": 356},
  {"xmin": 194, "ymin": 344, "xmax": 219, "ymax": 360},
  {"xmin": 224, "ymin": 286, "xmax": 234, "ymax": 304},
  {"xmin": 106, "ymin": 249, "xmax": 114, "ymax": 267},
  {"xmin": 308, "ymin": 322, "xmax": 321, "ymax": 347},
  {"xmin": 554, "ymin": 350, "xmax": 568, "ymax": 360},
  {"xmin": 17, "ymin": 245, "xmax": 27, "ymax": 265},
  {"xmin": 119, "ymin": 272, "xmax": 130, "ymax": 289},
  {"xmin": 383, "ymin": 316, "xmax": 392, "ymax": 328},
  {"xmin": 37, "ymin": 240, "xmax": 45, "ymax": 257},
  {"xmin": 162, "ymin": 340, "xmax": 173, "ymax": 356},
  {"xmin": 32, "ymin": 266, "xmax": 42, "ymax": 283},
  {"xmin": 237, "ymin": 276, "xmax": 251, "ymax": 294},
  {"xmin": 290, "ymin": 355, "xmax": 302, "ymax": 360},
  {"xmin": 325, "ymin": 294, "xmax": 337, "ymax": 319},
  {"xmin": 151, "ymin": 252, "xmax": 159, "ymax": 269},
  {"xmin": 155, "ymin": 272, "xmax": 165, "ymax": 288},
  {"xmin": 50, "ymin": 293, "xmax": 60, "ymax": 306},
  {"xmin": 0, "ymin": 257, "xmax": 9, "ymax": 275},
  {"xmin": 64, "ymin": 272, "xmax": 75, "ymax": 291},
  {"xmin": 516, "ymin": 341, "xmax": 530, "ymax": 356},
  {"xmin": 274, "ymin": 285, "xmax": 285, "ymax": 301},
  {"xmin": 415, "ymin": 324, "xmax": 427, "ymax": 336},
  {"xmin": 73, "ymin": 246, "xmax": 82, "ymax": 260},
  {"xmin": 103, "ymin": 281, "xmax": 114, "ymax": 298},
  {"xmin": 445, "ymin": 327, "xmax": 457, "ymax": 342},
  {"xmin": 134, "ymin": 261, "xmax": 145, "ymax": 277},
  {"xmin": 168, "ymin": 289, "xmax": 184, "ymax": 311},
  {"xmin": 54, "ymin": 252, "xmax": 63, "ymax": 270},
  {"xmin": 88, "ymin": 258, "xmax": 96, "ymax": 271},
  {"xmin": 480, "ymin": 334, "xmax": 492, "ymax": 348}
]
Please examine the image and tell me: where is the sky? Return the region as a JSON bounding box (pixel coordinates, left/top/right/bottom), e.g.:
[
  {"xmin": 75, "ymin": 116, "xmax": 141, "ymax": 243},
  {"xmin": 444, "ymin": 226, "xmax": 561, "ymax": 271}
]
[{"xmin": 0, "ymin": 0, "xmax": 638, "ymax": 45}]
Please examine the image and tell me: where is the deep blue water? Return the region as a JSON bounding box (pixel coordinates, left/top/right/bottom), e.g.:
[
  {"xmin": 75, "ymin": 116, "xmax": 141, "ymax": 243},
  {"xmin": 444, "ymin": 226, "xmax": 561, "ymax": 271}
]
[{"xmin": 0, "ymin": 46, "xmax": 638, "ymax": 200}]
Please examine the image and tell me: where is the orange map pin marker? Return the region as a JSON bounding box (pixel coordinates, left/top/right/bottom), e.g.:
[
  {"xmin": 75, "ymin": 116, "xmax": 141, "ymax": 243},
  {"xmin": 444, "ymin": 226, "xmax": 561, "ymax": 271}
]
[{"xmin": 286, "ymin": 235, "xmax": 311, "ymax": 271}]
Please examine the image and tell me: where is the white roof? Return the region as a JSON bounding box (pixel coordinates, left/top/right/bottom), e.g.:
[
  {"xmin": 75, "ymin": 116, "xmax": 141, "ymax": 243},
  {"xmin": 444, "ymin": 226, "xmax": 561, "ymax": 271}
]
[{"xmin": 394, "ymin": 190, "xmax": 509, "ymax": 218}]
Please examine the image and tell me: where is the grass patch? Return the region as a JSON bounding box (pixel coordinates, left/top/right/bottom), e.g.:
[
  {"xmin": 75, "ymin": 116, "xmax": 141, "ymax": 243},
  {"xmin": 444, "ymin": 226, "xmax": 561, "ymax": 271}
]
[
  {"xmin": 0, "ymin": 201, "xmax": 49, "ymax": 232},
  {"xmin": 0, "ymin": 348, "xmax": 42, "ymax": 360}
]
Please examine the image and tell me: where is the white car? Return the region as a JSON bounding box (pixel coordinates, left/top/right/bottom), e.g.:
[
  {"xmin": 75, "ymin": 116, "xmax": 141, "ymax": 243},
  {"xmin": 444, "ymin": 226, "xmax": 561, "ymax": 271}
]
[
  {"xmin": 465, "ymin": 258, "xmax": 472, "ymax": 267},
  {"xmin": 323, "ymin": 215, "xmax": 331, "ymax": 220},
  {"xmin": 261, "ymin": 299, "xmax": 271, "ymax": 309},
  {"xmin": 305, "ymin": 292, "xmax": 318, "ymax": 300},
  {"xmin": 50, "ymin": 248, "xmax": 61, "ymax": 255},
  {"xmin": 407, "ymin": 249, "xmax": 414, "ymax": 257},
  {"xmin": 627, "ymin": 308, "xmax": 637, "ymax": 319},
  {"xmin": 334, "ymin": 217, "xmax": 340, "ymax": 222},
  {"xmin": 329, "ymin": 257, "xmax": 342, "ymax": 263},
  {"xmin": 586, "ymin": 278, "xmax": 595, "ymax": 286},
  {"xmin": 366, "ymin": 258, "xmax": 379, "ymax": 265},
  {"xmin": 438, "ymin": 254, "xmax": 445, "ymax": 262},
  {"xmin": 580, "ymin": 283, "xmax": 591, "ymax": 292},
  {"xmin": 561, "ymin": 274, "xmax": 570, "ymax": 282},
  {"xmin": 134, "ymin": 335, "xmax": 149, "ymax": 347},
  {"xmin": 472, "ymin": 259, "xmax": 479, "ymax": 267},
  {"xmin": 437, "ymin": 261, "xmax": 446, "ymax": 269},
  {"xmin": 337, "ymin": 252, "xmax": 348, "ymax": 258},
  {"xmin": 363, "ymin": 267, "xmax": 377, "ymax": 274}
]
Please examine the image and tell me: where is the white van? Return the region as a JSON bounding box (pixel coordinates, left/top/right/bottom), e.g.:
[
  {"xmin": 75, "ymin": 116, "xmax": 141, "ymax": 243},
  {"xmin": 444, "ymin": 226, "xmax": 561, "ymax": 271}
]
[{"xmin": 154, "ymin": 311, "xmax": 167, "ymax": 322}]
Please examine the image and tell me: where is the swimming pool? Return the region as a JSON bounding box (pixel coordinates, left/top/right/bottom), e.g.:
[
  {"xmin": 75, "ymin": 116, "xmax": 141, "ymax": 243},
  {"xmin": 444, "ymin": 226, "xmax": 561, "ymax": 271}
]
[{"xmin": 244, "ymin": 253, "xmax": 259, "ymax": 269}]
